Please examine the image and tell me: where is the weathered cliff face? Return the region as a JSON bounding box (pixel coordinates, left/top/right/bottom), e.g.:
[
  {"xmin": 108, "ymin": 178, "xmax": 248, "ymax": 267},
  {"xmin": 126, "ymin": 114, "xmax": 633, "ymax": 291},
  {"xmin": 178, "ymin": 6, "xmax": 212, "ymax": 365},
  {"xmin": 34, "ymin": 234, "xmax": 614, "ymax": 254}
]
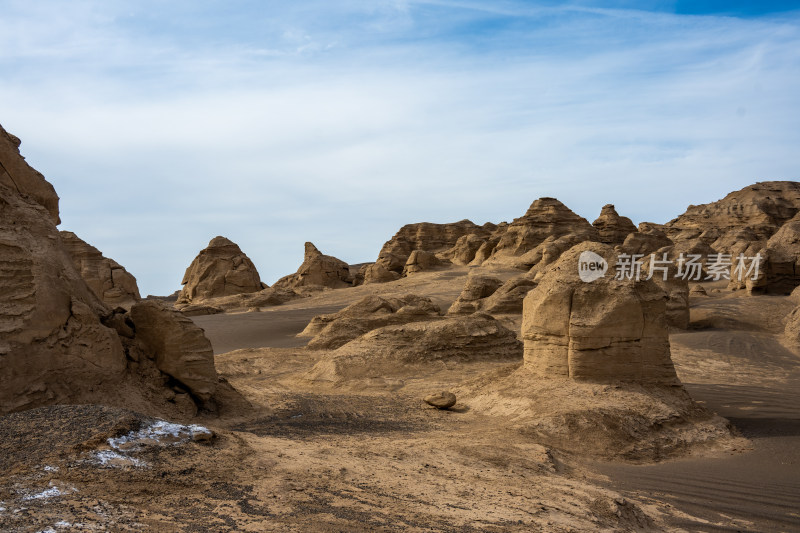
[
  {"xmin": 0, "ymin": 123, "xmax": 237, "ymax": 417},
  {"xmin": 373, "ymin": 220, "xmax": 490, "ymax": 274},
  {"xmin": 0, "ymin": 124, "xmax": 60, "ymax": 224},
  {"xmin": 178, "ymin": 236, "xmax": 264, "ymax": 304},
  {"xmin": 59, "ymin": 231, "xmax": 141, "ymax": 309},
  {"xmin": 521, "ymin": 243, "xmax": 679, "ymax": 385},
  {"xmin": 663, "ymin": 181, "xmax": 800, "ymax": 255}
]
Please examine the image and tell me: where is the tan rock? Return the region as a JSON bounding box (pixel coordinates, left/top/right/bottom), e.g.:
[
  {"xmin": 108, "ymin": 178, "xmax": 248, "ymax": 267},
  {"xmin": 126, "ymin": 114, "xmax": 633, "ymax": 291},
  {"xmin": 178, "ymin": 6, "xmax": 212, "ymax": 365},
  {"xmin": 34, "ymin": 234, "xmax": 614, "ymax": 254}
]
[
  {"xmin": 424, "ymin": 391, "xmax": 457, "ymax": 410},
  {"xmin": 482, "ymin": 276, "xmax": 537, "ymax": 314},
  {"xmin": 373, "ymin": 220, "xmax": 490, "ymax": 277},
  {"xmin": 592, "ymin": 204, "xmax": 637, "ymax": 245},
  {"xmin": 307, "ymin": 315, "xmax": 522, "ymax": 382},
  {"xmin": 664, "ymin": 181, "xmax": 800, "ymax": 254},
  {"xmin": 402, "ymin": 250, "xmax": 445, "ymax": 276},
  {"xmin": 440, "ymin": 233, "xmax": 489, "ymax": 265},
  {"xmin": 59, "ymin": 231, "xmax": 141, "ymax": 309},
  {"xmin": 447, "ymin": 275, "xmax": 503, "ymax": 315},
  {"xmin": 130, "ymin": 301, "xmax": 218, "ymax": 403},
  {"xmin": 488, "ymin": 198, "xmax": 598, "ymax": 262},
  {"xmin": 621, "ymin": 228, "xmax": 673, "ymax": 256},
  {"xmin": 178, "ymin": 236, "xmax": 264, "ymax": 304},
  {"xmin": 274, "ymin": 242, "xmax": 352, "ymax": 289},
  {"xmin": 303, "ymin": 294, "xmax": 441, "ymax": 350},
  {"xmin": 521, "ymin": 243, "xmax": 679, "ymax": 385},
  {"xmin": 690, "ymin": 284, "xmax": 708, "ymax": 296},
  {"xmin": 363, "ymin": 262, "xmax": 401, "ymax": 284},
  {"xmin": 0, "ymin": 124, "xmax": 60, "ymax": 223}
]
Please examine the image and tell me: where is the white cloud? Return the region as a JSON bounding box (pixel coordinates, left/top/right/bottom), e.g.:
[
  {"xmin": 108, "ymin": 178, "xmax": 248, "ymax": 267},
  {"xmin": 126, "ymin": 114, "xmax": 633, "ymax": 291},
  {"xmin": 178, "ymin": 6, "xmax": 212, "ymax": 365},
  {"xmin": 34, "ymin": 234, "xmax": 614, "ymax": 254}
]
[{"xmin": 0, "ymin": 1, "xmax": 798, "ymax": 294}]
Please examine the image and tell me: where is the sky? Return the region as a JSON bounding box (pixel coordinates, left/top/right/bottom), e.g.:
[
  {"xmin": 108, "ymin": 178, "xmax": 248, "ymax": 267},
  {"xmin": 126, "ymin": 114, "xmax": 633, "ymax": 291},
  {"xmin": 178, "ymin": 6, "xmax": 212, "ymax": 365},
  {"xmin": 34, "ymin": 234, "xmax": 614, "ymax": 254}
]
[{"xmin": 1, "ymin": 0, "xmax": 799, "ymax": 296}]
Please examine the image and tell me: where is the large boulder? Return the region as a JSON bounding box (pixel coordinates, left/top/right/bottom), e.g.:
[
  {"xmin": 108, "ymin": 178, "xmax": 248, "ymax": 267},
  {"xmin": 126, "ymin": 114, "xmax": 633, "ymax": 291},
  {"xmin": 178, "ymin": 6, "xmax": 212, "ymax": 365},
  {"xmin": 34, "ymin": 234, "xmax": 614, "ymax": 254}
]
[
  {"xmin": 592, "ymin": 204, "xmax": 637, "ymax": 245},
  {"xmin": 130, "ymin": 301, "xmax": 218, "ymax": 403},
  {"xmin": 59, "ymin": 231, "xmax": 141, "ymax": 309},
  {"xmin": 274, "ymin": 242, "xmax": 352, "ymax": 289},
  {"xmin": 521, "ymin": 243, "xmax": 679, "ymax": 385},
  {"xmin": 482, "ymin": 275, "xmax": 537, "ymax": 314},
  {"xmin": 362, "ymin": 263, "xmax": 401, "ymax": 284},
  {"xmin": 178, "ymin": 236, "xmax": 264, "ymax": 304}
]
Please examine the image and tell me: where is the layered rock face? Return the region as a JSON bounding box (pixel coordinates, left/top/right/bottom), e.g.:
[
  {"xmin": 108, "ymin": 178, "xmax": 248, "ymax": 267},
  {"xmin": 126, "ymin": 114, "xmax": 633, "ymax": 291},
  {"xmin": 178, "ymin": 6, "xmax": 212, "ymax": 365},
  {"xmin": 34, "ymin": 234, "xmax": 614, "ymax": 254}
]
[
  {"xmin": 59, "ymin": 231, "xmax": 141, "ymax": 308},
  {"xmin": 522, "ymin": 243, "xmax": 679, "ymax": 385},
  {"xmin": 402, "ymin": 250, "xmax": 444, "ymax": 276},
  {"xmin": 372, "ymin": 220, "xmax": 490, "ymax": 276},
  {"xmin": 592, "ymin": 204, "xmax": 637, "ymax": 245},
  {"xmin": 664, "ymin": 181, "xmax": 800, "ymax": 254},
  {"xmin": 302, "ymin": 294, "xmax": 441, "ymax": 350},
  {"xmin": 0, "ymin": 123, "xmax": 232, "ymax": 416},
  {"xmin": 307, "ymin": 315, "xmax": 522, "ymax": 382},
  {"xmin": 487, "ymin": 198, "xmax": 599, "ymax": 267},
  {"xmin": 0, "ymin": 124, "xmax": 60, "ymax": 224},
  {"xmin": 130, "ymin": 301, "xmax": 218, "ymax": 403},
  {"xmin": 178, "ymin": 236, "xmax": 264, "ymax": 304},
  {"xmin": 274, "ymin": 242, "xmax": 352, "ymax": 289},
  {"xmin": 742, "ymin": 213, "xmax": 800, "ymax": 294}
]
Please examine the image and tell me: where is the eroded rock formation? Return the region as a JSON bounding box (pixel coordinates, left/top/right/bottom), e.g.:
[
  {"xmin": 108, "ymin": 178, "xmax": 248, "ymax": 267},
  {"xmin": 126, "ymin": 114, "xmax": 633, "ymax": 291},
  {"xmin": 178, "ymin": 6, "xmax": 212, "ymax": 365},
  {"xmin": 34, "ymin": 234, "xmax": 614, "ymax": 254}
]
[
  {"xmin": 302, "ymin": 294, "xmax": 441, "ymax": 350},
  {"xmin": 521, "ymin": 243, "xmax": 679, "ymax": 385},
  {"xmin": 59, "ymin": 231, "xmax": 141, "ymax": 308},
  {"xmin": 274, "ymin": 242, "xmax": 352, "ymax": 289},
  {"xmin": 447, "ymin": 275, "xmax": 503, "ymax": 315},
  {"xmin": 592, "ymin": 204, "xmax": 637, "ymax": 245},
  {"xmin": 178, "ymin": 236, "xmax": 264, "ymax": 304}
]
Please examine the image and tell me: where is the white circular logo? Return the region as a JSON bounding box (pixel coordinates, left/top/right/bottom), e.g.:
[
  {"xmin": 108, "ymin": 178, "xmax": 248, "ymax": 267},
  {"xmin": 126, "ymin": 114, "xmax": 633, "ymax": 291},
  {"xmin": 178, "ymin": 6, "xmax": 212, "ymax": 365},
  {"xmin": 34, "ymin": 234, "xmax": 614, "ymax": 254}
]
[{"xmin": 578, "ymin": 250, "xmax": 608, "ymax": 283}]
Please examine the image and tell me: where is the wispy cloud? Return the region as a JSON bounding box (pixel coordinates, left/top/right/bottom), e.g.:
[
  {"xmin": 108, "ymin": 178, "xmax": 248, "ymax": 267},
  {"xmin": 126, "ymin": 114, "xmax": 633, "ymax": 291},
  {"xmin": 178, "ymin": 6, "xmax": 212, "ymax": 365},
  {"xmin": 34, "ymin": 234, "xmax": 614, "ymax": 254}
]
[{"xmin": 1, "ymin": 1, "xmax": 798, "ymax": 294}]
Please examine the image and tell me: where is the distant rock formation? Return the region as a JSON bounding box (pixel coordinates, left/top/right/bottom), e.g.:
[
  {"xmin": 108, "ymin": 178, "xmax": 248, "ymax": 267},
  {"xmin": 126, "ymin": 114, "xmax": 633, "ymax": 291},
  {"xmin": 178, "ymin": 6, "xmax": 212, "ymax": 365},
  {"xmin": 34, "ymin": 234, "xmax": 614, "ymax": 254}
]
[
  {"xmin": 447, "ymin": 275, "xmax": 503, "ymax": 315},
  {"xmin": 274, "ymin": 242, "xmax": 352, "ymax": 289},
  {"xmin": 402, "ymin": 250, "xmax": 445, "ymax": 276},
  {"xmin": 522, "ymin": 243, "xmax": 679, "ymax": 385},
  {"xmin": 592, "ymin": 204, "xmax": 637, "ymax": 245},
  {"xmin": 362, "ymin": 262, "xmax": 401, "ymax": 284},
  {"xmin": 373, "ymin": 220, "xmax": 490, "ymax": 276},
  {"xmin": 664, "ymin": 181, "xmax": 800, "ymax": 255},
  {"xmin": 482, "ymin": 275, "xmax": 538, "ymax": 314},
  {"xmin": 302, "ymin": 294, "xmax": 441, "ymax": 350},
  {"xmin": 178, "ymin": 236, "xmax": 264, "ymax": 304},
  {"xmin": 59, "ymin": 231, "xmax": 141, "ymax": 309},
  {"xmin": 306, "ymin": 315, "xmax": 521, "ymax": 383},
  {"xmin": 0, "ymin": 123, "xmax": 239, "ymax": 417}
]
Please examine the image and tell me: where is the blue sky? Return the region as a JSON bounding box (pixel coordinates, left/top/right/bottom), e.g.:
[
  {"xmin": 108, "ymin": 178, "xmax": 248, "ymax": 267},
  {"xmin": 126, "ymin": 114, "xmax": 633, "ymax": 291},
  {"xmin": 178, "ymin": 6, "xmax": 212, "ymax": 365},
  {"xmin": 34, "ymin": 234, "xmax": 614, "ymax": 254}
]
[{"xmin": 1, "ymin": 0, "xmax": 799, "ymax": 295}]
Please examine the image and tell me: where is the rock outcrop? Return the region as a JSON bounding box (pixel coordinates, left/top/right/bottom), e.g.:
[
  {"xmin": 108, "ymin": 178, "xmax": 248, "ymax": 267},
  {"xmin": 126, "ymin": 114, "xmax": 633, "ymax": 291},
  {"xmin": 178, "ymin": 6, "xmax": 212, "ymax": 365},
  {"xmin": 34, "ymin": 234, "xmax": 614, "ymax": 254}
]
[
  {"xmin": 362, "ymin": 263, "xmax": 401, "ymax": 284},
  {"xmin": 487, "ymin": 198, "xmax": 599, "ymax": 268},
  {"xmin": 522, "ymin": 243, "xmax": 679, "ymax": 385},
  {"xmin": 482, "ymin": 276, "xmax": 537, "ymax": 314},
  {"xmin": 373, "ymin": 220, "xmax": 490, "ymax": 276},
  {"xmin": 402, "ymin": 250, "xmax": 445, "ymax": 276},
  {"xmin": 664, "ymin": 181, "xmax": 800, "ymax": 255},
  {"xmin": 0, "ymin": 124, "xmax": 237, "ymax": 417},
  {"xmin": 274, "ymin": 242, "xmax": 352, "ymax": 289},
  {"xmin": 59, "ymin": 231, "xmax": 141, "ymax": 308},
  {"xmin": 592, "ymin": 204, "xmax": 637, "ymax": 245},
  {"xmin": 178, "ymin": 236, "xmax": 264, "ymax": 304},
  {"xmin": 306, "ymin": 315, "xmax": 522, "ymax": 382},
  {"xmin": 0, "ymin": 124, "xmax": 59, "ymax": 223},
  {"xmin": 620, "ymin": 225, "xmax": 674, "ymax": 256},
  {"xmin": 302, "ymin": 294, "xmax": 441, "ymax": 350},
  {"xmin": 447, "ymin": 275, "xmax": 503, "ymax": 315},
  {"xmin": 130, "ymin": 301, "xmax": 218, "ymax": 403}
]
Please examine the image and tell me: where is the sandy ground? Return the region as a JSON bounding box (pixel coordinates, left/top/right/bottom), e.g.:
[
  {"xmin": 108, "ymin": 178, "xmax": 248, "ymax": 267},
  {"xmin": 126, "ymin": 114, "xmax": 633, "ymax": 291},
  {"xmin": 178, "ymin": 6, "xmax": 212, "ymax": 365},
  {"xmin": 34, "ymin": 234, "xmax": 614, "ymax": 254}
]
[{"xmin": 1, "ymin": 268, "xmax": 799, "ymax": 531}]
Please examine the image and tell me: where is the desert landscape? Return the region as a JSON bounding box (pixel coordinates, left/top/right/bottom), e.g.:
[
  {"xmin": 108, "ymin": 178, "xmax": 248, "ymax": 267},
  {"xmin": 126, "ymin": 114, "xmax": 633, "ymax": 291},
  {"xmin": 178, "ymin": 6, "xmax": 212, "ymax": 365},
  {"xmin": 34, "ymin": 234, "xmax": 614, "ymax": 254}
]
[{"xmin": 1, "ymin": 118, "xmax": 799, "ymax": 532}]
